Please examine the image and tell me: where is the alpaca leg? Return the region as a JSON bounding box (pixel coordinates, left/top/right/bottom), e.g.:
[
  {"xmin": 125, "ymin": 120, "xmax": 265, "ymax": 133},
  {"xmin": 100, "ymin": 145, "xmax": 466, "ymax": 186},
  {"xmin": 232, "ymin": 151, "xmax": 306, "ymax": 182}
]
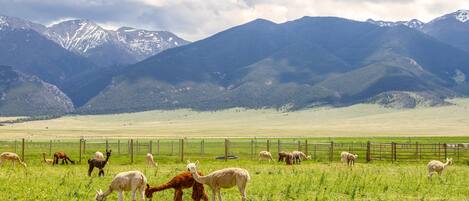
[
  {"xmin": 88, "ymin": 165, "xmax": 94, "ymax": 176},
  {"xmin": 238, "ymin": 182, "xmax": 247, "ymax": 201},
  {"xmin": 99, "ymin": 169, "xmax": 104, "ymax": 177},
  {"xmin": 174, "ymin": 189, "xmax": 183, "ymax": 201},
  {"xmin": 118, "ymin": 191, "xmax": 124, "ymax": 201},
  {"xmin": 217, "ymin": 190, "xmax": 222, "ymax": 201},
  {"xmin": 131, "ymin": 189, "xmax": 137, "ymax": 201},
  {"xmin": 211, "ymin": 189, "xmax": 216, "ymax": 201},
  {"xmin": 140, "ymin": 187, "xmax": 145, "ymax": 201}
]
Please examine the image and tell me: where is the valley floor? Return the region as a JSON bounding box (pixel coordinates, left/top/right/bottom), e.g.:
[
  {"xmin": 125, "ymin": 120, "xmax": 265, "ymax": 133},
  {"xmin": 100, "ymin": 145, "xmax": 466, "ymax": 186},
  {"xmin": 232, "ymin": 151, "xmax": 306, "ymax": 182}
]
[{"xmin": 1, "ymin": 99, "xmax": 469, "ymax": 138}]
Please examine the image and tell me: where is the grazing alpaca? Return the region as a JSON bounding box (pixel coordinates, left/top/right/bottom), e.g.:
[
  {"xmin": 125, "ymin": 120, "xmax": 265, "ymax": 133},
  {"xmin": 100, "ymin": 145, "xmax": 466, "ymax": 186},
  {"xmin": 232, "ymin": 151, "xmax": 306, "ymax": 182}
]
[
  {"xmin": 187, "ymin": 161, "xmax": 250, "ymax": 201},
  {"xmin": 95, "ymin": 151, "xmax": 104, "ymax": 160},
  {"xmin": 428, "ymin": 158, "xmax": 453, "ymax": 179},
  {"xmin": 88, "ymin": 149, "xmax": 111, "ymax": 177},
  {"xmin": 340, "ymin": 151, "xmax": 358, "ymax": 166},
  {"xmin": 278, "ymin": 151, "xmax": 287, "ymax": 162},
  {"xmin": 95, "ymin": 170, "xmax": 147, "ymax": 201},
  {"xmin": 53, "ymin": 152, "xmax": 75, "ymax": 165},
  {"xmin": 146, "ymin": 153, "xmax": 158, "ymax": 168},
  {"xmin": 285, "ymin": 152, "xmax": 294, "ymax": 165},
  {"xmin": 42, "ymin": 152, "xmax": 53, "ymax": 165},
  {"xmin": 292, "ymin": 151, "xmax": 311, "ymax": 164},
  {"xmin": 258, "ymin": 151, "xmax": 273, "ymax": 162},
  {"xmin": 0, "ymin": 152, "xmax": 27, "ymax": 168},
  {"xmin": 145, "ymin": 171, "xmax": 208, "ymax": 201}
]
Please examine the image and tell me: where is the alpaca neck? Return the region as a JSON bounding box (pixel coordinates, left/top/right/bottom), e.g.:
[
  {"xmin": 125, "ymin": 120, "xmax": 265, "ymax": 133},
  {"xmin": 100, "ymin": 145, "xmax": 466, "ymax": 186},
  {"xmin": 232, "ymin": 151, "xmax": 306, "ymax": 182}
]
[
  {"xmin": 443, "ymin": 161, "xmax": 450, "ymax": 168},
  {"xmin": 101, "ymin": 188, "xmax": 113, "ymax": 199},
  {"xmin": 191, "ymin": 170, "xmax": 209, "ymax": 184},
  {"xmin": 42, "ymin": 155, "xmax": 46, "ymax": 162}
]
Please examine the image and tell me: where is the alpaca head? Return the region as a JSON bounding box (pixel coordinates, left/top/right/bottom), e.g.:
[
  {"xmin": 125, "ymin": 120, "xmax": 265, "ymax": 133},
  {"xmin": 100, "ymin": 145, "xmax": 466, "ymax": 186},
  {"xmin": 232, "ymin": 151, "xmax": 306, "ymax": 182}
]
[
  {"xmin": 354, "ymin": 154, "xmax": 358, "ymax": 159},
  {"xmin": 145, "ymin": 184, "xmax": 153, "ymax": 199},
  {"xmin": 306, "ymin": 155, "xmax": 312, "ymax": 160},
  {"xmin": 95, "ymin": 189, "xmax": 105, "ymax": 201},
  {"xmin": 446, "ymin": 158, "xmax": 453, "ymax": 165},
  {"xmin": 105, "ymin": 149, "xmax": 112, "ymax": 157},
  {"xmin": 186, "ymin": 160, "xmax": 199, "ymax": 172}
]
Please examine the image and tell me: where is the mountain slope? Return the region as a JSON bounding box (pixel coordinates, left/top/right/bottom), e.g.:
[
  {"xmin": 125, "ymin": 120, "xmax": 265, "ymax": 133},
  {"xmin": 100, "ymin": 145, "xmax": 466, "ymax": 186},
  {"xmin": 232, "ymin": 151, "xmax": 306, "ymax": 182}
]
[
  {"xmin": 0, "ymin": 65, "xmax": 73, "ymax": 116},
  {"xmin": 45, "ymin": 20, "xmax": 189, "ymax": 66},
  {"xmin": 80, "ymin": 17, "xmax": 469, "ymax": 113},
  {"xmin": 422, "ymin": 10, "xmax": 469, "ymax": 53}
]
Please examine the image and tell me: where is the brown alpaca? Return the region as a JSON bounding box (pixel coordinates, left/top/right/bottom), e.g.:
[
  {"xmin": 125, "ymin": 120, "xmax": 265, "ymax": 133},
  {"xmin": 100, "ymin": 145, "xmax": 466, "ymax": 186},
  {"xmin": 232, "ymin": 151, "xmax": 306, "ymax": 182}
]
[
  {"xmin": 0, "ymin": 152, "xmax": 27, "ymax": 168},
  {"xmin": 285, "ymin": 152, "xmax": 294, "ymax": 165},
  {"xmin": 88, "ymin": 150, "xmax": 111, "ymax": 177},
  {"xmin": 145, "ymin": 171, "xmax": 208, "ymax": 201},
  {"xmin": 278, "ymin": 151, "xmax": 287, "ymax": 162},
  {"xmin": 53, "ymin": 152, "xmax": 75, "ymax": 165}
]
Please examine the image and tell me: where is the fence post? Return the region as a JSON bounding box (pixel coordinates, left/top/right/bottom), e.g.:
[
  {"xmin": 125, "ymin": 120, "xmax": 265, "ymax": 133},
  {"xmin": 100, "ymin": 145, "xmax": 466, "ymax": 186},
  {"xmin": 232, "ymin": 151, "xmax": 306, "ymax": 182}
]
[
  {"xmin": 83, "ymin": 140, "xmax": 86, "ymax": 157},
  {"xmin": 277, "ymin": 139, "xmax": 281, "ymax": 153},
  {"xmin": 118, "ymin": 140, "xmax": 121, "ymax": 155},
  {"xmin": 444, "ymin": 143, "xmax": 447, "ymax": 159},
  {"xmin": 366, "ymin": 141, "xmax": 371, "ymax": 162},
  {"xmin": 267, "ymin": 140, "xmax": 270, "ymax": 152},
  {"xmin": 391, "ymin": 142, "xmax": 396, "ymax": 162},
  {"xmin": 180, "ymin": 139, "xmax": 184, "ymax": 162},
  {"xmin": 21, "ymin": 138, "xmax": 25, "ymax": 162},
  {"xmin": 149, "ymin": 140, "xmax": 153, "ymax": 154},
  {"xmin": 130, "ymin": 139, "xmax": 134, "ymax": 164},
  {"xmin": 415, "ymin": 142, "xmax": 419, "ymax": 161},
  {"xmin": 79, "ymin": 139, "xmax": 82, "ymax": 164},
  {"xmin": 224, "ymin": 139, "xmax": 228, "ymax": 162},
  {"xmin": 250, "ymin": 139, "xmax": 254, "ymax": 160},
  {"xmin": 49, "ymin": 140, "xmax": 52, "ymax": 156},
  {"xmin": 305, "ymin": 139, "xmax": 308, "ymax": 156},
  {"xmin": 329, "ymin": 141, "xmax": 334, "ymax": 162}
]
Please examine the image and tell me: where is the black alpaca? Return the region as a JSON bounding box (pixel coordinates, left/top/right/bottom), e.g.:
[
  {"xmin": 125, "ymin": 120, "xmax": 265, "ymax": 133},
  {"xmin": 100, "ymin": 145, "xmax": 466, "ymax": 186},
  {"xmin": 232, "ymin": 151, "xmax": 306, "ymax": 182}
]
[{"xmin": 88, "ymin": 149, "xmax": 111, "ymax": 177}]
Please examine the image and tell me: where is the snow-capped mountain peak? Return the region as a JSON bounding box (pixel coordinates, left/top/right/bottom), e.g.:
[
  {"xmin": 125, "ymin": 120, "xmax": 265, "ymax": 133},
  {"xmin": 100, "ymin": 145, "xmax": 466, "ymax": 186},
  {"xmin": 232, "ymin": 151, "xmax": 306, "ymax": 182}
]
[
  {"xmin": 454, "ymin": 9, "xmax": 469, "ymax": 23},
  {"xmin": 0, "ymin": 15, "xmax": 46, "ymax": 32},
  {"xmin": 366, "ymin": 19, "xmax": 424, "ymax": 29}
]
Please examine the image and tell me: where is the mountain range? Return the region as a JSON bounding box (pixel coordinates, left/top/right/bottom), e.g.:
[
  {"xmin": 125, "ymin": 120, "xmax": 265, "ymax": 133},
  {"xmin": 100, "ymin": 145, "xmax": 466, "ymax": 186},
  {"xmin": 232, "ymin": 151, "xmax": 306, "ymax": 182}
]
[{"xmin": 1, "ymin": 10, "xmax": 469, "ymax": 116}]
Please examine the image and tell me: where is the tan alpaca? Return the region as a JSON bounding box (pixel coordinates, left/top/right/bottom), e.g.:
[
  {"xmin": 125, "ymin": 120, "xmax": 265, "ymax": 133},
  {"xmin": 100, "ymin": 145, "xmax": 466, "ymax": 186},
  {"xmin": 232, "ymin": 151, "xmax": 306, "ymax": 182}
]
[
  {"xmin": 95, "ymin": 151, "xmax": 105, "ymax": 160},
  {"xmin": 340, "ymin": 151, "xmax": 358, "ymax": 166},
  {"xmin": 42, "ymin": 152, "xmax": 53, "ymax": 165},
  {"xmin": 428, "ymin": 158, "xmax": 453, "ymax": 179},
  {"xmin": 258, "ymin": 151, "xmax": 273, "ymax": 162},
  {"xmin": 187, "ymin": 161, "xmax": 250, "ymax": 201},
  {"xmin": 0, "ymin": 152, "xmax": 27, "ymax": 168},
  {"xmin": 146, "ymin": 153, "xmax": 158, "ymax": 167},
  {"xmin": 292, "ymin": 151, "xmax": 311, "ymax": 164},
  {"xmin": 95, "ymin": 170, "xmax": 147, "ymax": 201}
]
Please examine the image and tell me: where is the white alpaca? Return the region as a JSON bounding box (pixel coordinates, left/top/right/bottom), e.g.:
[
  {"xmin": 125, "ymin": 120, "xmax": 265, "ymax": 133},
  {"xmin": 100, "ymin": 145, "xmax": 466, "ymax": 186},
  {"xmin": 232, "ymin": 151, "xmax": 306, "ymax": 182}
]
[
  {"xmin": 292, "ymin": 151, "xmax": 311, "ymax": 164},
  {"xmin": 187, "ymin": 160, "xmax": 250, "ymax": 201},
  {"xmin": 340, "ymin": 151, "xmax": 358, "ymax": 166},
  {"xmin": 95, "ymin": 171, "xmax": 147, "ymax": 201},
  {"xmin": 95, "ymin": 151, "xmax": 105, "ymax": 160},
  {"xmin": 0, "ymin": 152, "xmax": 27, "ymax": 168},
  {"xmin": 258, "ymin": 151, "xmax": 273, "ymax": 162},
  {"xmin": 42, "ymin": 152, "xmax": 53, "ymax": 165},
  {"xmin": 427, "ymin": 158, "xmax": 453, "ymax": 179},
  {"xmin": 146, "ymin": 153, "xmax": 158, "ymax": 167}
]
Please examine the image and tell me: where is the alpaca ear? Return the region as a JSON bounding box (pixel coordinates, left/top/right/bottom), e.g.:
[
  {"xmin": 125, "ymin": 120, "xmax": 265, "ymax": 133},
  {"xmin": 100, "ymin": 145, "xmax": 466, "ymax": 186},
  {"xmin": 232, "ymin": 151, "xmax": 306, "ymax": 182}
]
[{"xmin": 146, "ymin": 184, "xmax": 150, "ymax": 188}]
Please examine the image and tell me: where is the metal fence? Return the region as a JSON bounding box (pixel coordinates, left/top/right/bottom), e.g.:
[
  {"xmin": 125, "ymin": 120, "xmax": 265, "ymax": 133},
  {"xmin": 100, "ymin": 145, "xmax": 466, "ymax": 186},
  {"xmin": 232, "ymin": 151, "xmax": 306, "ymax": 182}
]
[{"xmin": 0, "ymin": 138, "xmax": 468, "ymax": 164}]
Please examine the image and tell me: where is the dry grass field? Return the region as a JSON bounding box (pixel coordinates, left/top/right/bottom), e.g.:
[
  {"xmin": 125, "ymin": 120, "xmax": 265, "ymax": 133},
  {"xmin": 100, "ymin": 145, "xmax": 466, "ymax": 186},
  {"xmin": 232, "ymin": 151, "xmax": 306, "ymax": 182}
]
[{"xmin": 1, "ymin": 99, "xmax": 469, "ymax": 138}]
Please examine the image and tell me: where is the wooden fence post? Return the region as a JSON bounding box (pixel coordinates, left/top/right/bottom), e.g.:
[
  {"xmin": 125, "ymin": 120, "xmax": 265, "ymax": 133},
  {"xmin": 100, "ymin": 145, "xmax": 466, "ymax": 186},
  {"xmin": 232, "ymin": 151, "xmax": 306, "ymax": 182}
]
[
  {"xmin": 180, "ymin": 139, "xmax": 185, "ymax": 162},
  {"xmin": 277, "ymin": 139, "xmax": 281, "ymax": 153},
  {"xmin": 79, "ymin": 139, "xmax": 82, "ymax": 164},
  {"xmin": 224, "ymin": 139, "xmax": 228, "ymax": 162},
  {"xmin": 149, "ymin": 140, "xmax": 153, "ymax": 154},
  {"xmin": 267, "ymin": 140, "xmax": 270, "ymax": 152},
  {"xmin": 444, "ymin": 143, "xmax": 447, "ymax": 159},
  {"xmin": 329, "ymin": 141, "xmax": 334, "ymax": 162},
  {"xmin": 305, "ymin": 140, "xmax": 308, "ymax": 156},
  {"xmin": 366, "ymin": 141, "xmax": 371, "ymax": 162},
  {"xmin": 21, "ymin": 138, "xmax": 25, "ymax": 162},
  {"xmin": 391, "ymin": 142, "xmax": 396, "ymax": 162},
  {"xmin": 130, "ymin": 139, "xmax": 134, "ymax": 164}
]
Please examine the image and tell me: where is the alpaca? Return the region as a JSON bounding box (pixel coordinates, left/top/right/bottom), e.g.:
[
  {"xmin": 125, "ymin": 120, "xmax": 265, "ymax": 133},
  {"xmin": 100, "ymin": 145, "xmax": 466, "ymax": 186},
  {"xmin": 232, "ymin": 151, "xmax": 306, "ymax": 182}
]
[
  {"xmin": 340, "ymin": 151, "xmax": 358, "ymax": 166},
  {"xmin": 146, "ymin": 153, "xmax": 158, "ymax": 168},
  {"xmin": 0, "ymin": 152, "xmax": 27, "ymax": 168},
  {"xmin": 145, "ymin": 171, "xmax": 208, "ymax": 201},
  {"xmin": 187, "ymin": 161, "xmax": 250, "ymax": 201},
  {"xmin": 53, "ymin": 152, "xmax": 75, "ymax": 165},
  {"xmin": 42, "ymin": 152, "xmax": 53, "ymax": 165},
  {"xmin": 95, "ymin": 170, "xmax": 147, "ymax": 201},
  {"xmin": 258, "ymin": 151, "xmax": 273, "ymax": 162},
  {"xmin": 292, "ymin": 151, "xmax": 311, "ymax": 164},
  {"xmin": 278, "ymin": 151, "xmax": 287, "ymax": 162},
  {"xmin": 95, "ymin": 151, "xmax": 104, "ymax": 160},
  {"xmin": 285, "ymin": 152, "xmax": 294, "ymax": 165},
  {"xmin": 88, "ymin": 149, "xmax": 111, "ymax": 177},
  {"xmin": 428, "ymin": 158, "xmax": 453, "ymax": 179}
]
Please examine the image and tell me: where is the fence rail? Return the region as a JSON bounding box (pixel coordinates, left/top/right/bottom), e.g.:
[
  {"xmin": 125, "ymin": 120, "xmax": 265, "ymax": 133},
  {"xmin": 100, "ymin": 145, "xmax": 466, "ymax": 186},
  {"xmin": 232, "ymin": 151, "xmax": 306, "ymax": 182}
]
[{"xmin": 1, "ymin": 138, "xmax": 468, "ymax": 164}]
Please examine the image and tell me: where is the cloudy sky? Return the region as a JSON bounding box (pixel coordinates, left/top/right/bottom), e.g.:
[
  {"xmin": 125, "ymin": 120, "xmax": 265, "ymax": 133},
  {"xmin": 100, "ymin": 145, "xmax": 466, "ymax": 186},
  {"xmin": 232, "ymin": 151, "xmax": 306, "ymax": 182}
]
[{"xmin": 0, "ymin": 0, "xmax": 468, "ymax": 41}]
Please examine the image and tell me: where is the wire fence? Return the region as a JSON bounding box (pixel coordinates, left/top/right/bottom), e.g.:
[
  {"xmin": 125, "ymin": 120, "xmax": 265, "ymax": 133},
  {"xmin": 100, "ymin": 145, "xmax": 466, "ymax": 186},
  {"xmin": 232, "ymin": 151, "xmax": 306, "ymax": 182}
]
[{"xmin": 1, "ymin": 138, "xmax": 468, "ymax": 164}]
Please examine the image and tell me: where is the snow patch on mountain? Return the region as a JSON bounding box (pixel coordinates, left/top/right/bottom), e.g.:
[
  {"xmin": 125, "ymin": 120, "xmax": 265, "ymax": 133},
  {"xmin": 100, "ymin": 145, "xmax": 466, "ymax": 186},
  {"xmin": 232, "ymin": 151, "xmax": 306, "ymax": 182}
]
[
  {"xmin": 455, "ymin": 10, "xmax": 469, "ymax": 23},
  {"xmin": 366, "ymin": 19, "xmax": 424, "ymax": 29}
]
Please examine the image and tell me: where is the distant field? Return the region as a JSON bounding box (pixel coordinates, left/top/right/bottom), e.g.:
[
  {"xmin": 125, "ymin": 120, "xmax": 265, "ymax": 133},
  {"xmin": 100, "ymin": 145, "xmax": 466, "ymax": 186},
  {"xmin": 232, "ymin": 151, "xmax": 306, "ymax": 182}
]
[{"xmin": 1, "ymin": 99, "xmax": 469, "ymax": 138}]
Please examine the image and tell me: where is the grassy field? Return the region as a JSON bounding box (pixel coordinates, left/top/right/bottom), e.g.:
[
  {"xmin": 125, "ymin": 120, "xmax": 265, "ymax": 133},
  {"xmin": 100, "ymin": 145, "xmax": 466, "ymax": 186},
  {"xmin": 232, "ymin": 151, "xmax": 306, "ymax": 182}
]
[
  {"xmin": 1, "ymin": 99, "xmax": 469, "ymax": 138},
  {"xmin": 1, "ymin": 159, "xmax": 468, "ymax": 201}
]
